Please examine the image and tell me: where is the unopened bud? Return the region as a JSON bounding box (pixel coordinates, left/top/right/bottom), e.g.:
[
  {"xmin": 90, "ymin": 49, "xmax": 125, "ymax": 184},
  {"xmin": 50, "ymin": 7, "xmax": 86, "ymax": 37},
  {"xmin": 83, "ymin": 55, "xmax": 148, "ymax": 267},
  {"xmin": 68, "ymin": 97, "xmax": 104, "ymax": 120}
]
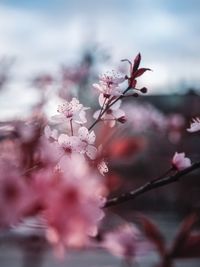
[
  {"xmin": 132, "ymin": 93, "xmax": 139, "ymax": 97},
  {"xmin": 117, "ymin": 116, "xmax": 127, "ymax": 124},
  {"xmin": 140, "ymin": 87, "xmax": 148, "ymax": 94}
]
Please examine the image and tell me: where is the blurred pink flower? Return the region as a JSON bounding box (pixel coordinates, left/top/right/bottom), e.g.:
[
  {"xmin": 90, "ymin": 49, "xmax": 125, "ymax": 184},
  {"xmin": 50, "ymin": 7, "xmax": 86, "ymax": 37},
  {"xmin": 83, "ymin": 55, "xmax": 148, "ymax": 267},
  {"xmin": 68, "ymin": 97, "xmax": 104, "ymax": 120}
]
[
  {"xmin": 0, "ymin": 159, "xmax": 32, "ymax": 228},
  {"xmin": 172, "ymin": 152, "xmax": 191, "ymax": 171},
  {"xmin": 103, "ymin": 223, "xmax": 150, "ymax": 261},
  {"xmin": 32, "ymin": 155, "xmax": 107, "ymax": 254},
  {"xmin": 123, "ymin": 102, "xmax": 167, "ymax": 133},
  {"xmin": 187, "ymin": 117, "xmax": 200, "ymax": 133},
  {"xmin": 44, "ymin": 125, "xmax": 58, "ymax": 142}
]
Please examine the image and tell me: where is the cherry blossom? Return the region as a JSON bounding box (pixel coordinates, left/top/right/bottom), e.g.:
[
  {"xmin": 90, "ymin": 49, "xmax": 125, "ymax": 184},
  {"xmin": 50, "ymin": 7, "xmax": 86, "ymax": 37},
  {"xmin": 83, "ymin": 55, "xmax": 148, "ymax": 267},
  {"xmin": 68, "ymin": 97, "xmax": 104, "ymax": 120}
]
[
  {"xmin": 78, "ymin": 127, "xmax": 97, "ymax": 160},
  {"xmin": 58, "ymin": 134, "xmax": 81, "ymax": 154},
  {"xmin": 187, "ymin": 117, "xmax": 200, "ymax": 133},
  {"xmin": 52, "ymin": 98, "xmax": 89, "ymax": 124},
  {"xmin": 103, "ymin": 223, "xmax": 150, "ymax": 262},
  {"xmin": 94, "ymin": 94, "xmax": 125, "ymax": 127},
  {"xmin": 93, "ymin": 82, "xmax": 123, "ymax": 98},
  {"xmin": 31, "ymin": 155, "xmax": 107, "ymax": 254},
  {"xmin": 172, "ymin": 152, "xmax": 191, "ymax": 171},
  {"xmin": 99, "ymin": 70, "xmax": 126, "ymax": 85},
  {"xmin": 93, "ymin": 70, "xmax": 125, "ymax": 99}
]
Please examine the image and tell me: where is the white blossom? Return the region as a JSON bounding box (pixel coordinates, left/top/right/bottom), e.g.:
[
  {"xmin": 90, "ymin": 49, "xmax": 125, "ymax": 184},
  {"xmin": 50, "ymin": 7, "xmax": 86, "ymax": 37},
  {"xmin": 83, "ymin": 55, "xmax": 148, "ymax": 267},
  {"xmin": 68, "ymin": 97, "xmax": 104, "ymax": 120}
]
[
  {"xmin": 52, "ymin": 98, "xmax": 89, "ymax": 124},
  {"xmin": 99, "ymin": 70, "xmax": 125, "ymax": 85},
  {"xmin": 187, "ymin": 117, "xmax": 200, "ymax": 133},
  {"xmin": 94, "ymin": 94, "xmax": 125, "ymax": 127}
]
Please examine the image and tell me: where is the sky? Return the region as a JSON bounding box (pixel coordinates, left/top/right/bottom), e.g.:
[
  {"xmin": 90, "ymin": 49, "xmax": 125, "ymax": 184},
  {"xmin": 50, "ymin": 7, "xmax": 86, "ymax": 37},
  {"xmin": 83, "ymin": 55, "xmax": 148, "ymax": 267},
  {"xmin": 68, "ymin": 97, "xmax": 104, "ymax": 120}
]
[{"xmin": 0, "ymin": 0, "xmax": 200, "ymax": 118}]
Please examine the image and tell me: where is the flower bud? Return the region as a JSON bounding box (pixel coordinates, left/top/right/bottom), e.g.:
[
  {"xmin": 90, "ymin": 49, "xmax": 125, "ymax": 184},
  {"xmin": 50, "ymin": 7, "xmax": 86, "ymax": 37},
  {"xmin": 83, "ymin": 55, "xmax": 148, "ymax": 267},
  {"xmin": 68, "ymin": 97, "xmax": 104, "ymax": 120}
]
[
  {"xmin": 140, "ymin": 87, "xmax": 148, "ymax": 94},
  {"xmin": 117, "ymin": 116, "xmax": 127, "ymax": 124},
  {"xmin": 132, "ymin": 93, "xmax": 139, "ymax": 97}
]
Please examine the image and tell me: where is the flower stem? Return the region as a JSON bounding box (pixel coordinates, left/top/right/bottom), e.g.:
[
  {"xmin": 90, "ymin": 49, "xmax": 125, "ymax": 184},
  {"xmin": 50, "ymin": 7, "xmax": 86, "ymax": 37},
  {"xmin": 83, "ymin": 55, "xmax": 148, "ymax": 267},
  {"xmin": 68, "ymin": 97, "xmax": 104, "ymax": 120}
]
[
  {"xmin": 70, "ymin": 119, "xmax": 74, "ymax": 136},
  {"xmin": 88, "ymin": 86, "xmax": 131, "ymax": 131},
  {"xmin": 150, "ymin": 167, "xmax": 173, "ymax": 184}
]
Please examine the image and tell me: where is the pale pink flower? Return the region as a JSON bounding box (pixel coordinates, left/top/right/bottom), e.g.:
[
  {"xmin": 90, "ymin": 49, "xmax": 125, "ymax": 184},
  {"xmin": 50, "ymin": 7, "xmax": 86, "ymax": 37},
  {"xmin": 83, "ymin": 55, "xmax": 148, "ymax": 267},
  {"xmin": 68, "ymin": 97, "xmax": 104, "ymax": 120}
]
[
  {"xmin": 187, "ymin": 117, "xmax": 200, "ymax": 133},
  {"xmin": 103, "ymin": 224, "xmax": 150, "ymax": 261},
  {"xmin": 93, "ymin": 82, "xmax": 123, "ymax": 98},
  {"xmin": 58, "ymin": 134, "xmax": 81, "ymax": 154},
  {"xmin": 94, "ymin": 94, "xmax": 125, "ymax": 127},
  {"xmin": 44, "ymin": 125, "xmax": 58, "ymax": 142},
  {"xmin": 172, "ymin": 152, "xmax": 191, "ymax": 171},
  {"xmin": 78, "ymin": 127, "xmax": 97, "ymax": 160},
  {"xmin": 52, "ymin": 98, "xmax": 89, "ymax": 124},
  {"xmin": 99, "ymin": 70, "xmax": 126, "ymax": 85}
]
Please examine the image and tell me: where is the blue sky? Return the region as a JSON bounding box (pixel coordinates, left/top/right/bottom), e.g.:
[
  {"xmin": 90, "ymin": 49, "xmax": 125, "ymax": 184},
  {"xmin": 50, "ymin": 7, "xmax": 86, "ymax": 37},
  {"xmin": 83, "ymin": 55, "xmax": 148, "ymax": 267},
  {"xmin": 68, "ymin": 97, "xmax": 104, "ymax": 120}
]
[{"xmin": 0, "ymin": 0, "xmax": 200, "ymax": 118}]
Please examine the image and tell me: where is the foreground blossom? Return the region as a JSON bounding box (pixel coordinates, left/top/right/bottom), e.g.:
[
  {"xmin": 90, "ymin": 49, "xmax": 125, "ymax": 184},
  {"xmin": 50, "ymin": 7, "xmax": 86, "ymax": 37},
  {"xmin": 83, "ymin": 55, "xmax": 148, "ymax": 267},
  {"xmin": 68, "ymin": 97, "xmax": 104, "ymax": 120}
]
[
  {"xmin": 52, "ymin": 98, "xmax": 89, "ymax": 124},
  {"xmin": 103, "ymin": 224, "xmax": 150, "ymax": 262},
  {"xmin": 187, "ymin": 117, "xmax": 200, "ymax": 133},
  {"xmin": 172, "ymin": 152, "xmax": 191, "ymax": 171},
  {"xmin": 31, "ymin": 155, "xmax": 107, "ymax": 255}
]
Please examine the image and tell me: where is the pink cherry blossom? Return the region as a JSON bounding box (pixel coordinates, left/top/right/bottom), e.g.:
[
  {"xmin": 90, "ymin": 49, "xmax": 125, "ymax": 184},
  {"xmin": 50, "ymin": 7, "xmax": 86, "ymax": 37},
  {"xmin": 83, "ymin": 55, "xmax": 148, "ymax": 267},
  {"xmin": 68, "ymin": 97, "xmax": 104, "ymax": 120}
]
[
  {"xmin": 94, "ymin": 94, "xmax": 126, "ymax": 127},
  {"xmin": 78, "ymin": 127, "xmax": 97, "ymax": 160},
  {"xmin": 93, "ymin": 82, "xmax": 123, "ymax": 98},
  {"xmin": 103, "ymin": 223, "xmax": 150, "ymax": 261},
  {"xmin": 32, "ymin": 155, "xmax": 107, "ymax": 254},
  {"xmin": 52, "ymin": 98, "xmax": 89, "ymax": 124},
  {"xmin": 187, "ymin": 117, "xmax": 200, "ymax": 133},
  {"xmin": 58, "ymin": 134, "xmax": 80, "ymax": 154},
  {"xmin": 172, "ymin": 152, "xmax": 191, "ymax": 171},
  {"xmin": 99, "ymin": 70, "xmax": 126, "ymax": 85}
]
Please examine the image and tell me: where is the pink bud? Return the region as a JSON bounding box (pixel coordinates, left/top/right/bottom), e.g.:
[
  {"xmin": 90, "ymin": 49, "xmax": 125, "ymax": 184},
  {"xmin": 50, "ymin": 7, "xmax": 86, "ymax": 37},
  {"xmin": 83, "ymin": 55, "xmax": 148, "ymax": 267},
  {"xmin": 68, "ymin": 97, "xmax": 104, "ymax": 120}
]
[{"xmin": 172, "ymin": 152, "xmax": 191, "ymax": 171}]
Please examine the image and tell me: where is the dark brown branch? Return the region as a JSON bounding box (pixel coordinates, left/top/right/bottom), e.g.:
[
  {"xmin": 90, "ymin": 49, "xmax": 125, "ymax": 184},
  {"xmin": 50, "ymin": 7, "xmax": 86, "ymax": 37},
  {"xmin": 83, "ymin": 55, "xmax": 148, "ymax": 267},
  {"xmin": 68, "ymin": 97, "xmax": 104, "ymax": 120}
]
[{"xmin": 104, "ymin": 161, "xmax": 200, "ymax": 208}]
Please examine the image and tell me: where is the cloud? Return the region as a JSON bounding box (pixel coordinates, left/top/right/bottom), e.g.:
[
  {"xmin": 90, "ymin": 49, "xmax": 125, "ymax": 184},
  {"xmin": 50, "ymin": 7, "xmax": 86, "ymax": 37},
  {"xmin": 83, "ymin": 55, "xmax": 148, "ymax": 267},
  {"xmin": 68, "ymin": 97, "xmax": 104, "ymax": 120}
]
[{"xmin": 0, "ymin": 1, "xmax": 200, "ymax": 119}]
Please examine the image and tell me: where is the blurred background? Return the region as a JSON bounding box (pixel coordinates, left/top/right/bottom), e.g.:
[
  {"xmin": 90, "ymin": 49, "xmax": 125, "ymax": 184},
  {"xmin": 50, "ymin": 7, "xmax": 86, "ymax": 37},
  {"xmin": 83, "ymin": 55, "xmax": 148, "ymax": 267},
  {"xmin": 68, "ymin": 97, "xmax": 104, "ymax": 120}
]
[
  {"xmin": 0, "ymin": 1, "xmax": 200, "ymax": 266},
  {"xmin": 0, "ymin": 0, "xmax": 200, "ymax": 118}
]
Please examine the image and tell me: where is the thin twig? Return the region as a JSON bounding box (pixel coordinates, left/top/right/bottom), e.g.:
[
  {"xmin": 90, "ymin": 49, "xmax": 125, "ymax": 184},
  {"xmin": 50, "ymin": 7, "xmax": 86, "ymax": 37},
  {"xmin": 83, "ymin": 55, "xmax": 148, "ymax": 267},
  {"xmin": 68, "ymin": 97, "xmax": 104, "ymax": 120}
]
[
  {"xmin": 104, "ymin": 161, "xmax": 200, "ymax": 208},
  {"xmin": 88, "ymin": 86, "xmax": 131, "ymax": 131}
]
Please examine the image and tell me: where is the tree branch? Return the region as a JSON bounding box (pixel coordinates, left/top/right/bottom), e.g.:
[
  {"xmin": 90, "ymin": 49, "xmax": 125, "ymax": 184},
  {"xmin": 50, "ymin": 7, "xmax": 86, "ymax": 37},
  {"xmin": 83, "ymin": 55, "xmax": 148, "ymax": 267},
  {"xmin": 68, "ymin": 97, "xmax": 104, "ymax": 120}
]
[{"xmin": 104, "ymin": 161, "xmax": 200, "ymax": 208}]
